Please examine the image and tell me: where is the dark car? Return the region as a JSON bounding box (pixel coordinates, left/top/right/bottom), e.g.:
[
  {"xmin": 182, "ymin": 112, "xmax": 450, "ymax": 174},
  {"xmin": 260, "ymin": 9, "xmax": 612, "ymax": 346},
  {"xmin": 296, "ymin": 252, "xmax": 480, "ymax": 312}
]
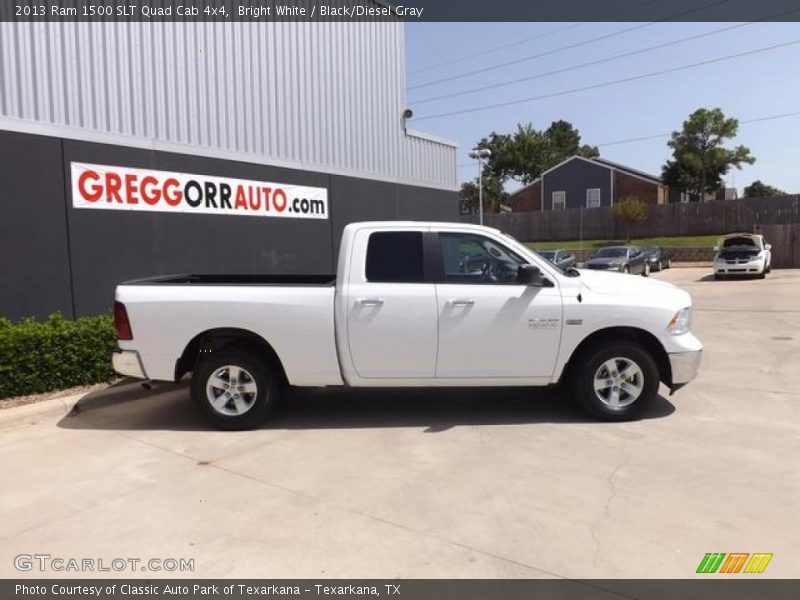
[
  {"xmin": 585, "ymin": 246, "xmax": 649, "ymax": 276},
  {"xmin": 538, "ymin": 249, "xmax": 577, "ymax": 271},
  {"xmin": 641, "ymin": 246, "xmax": 672, "ymax": 271}
]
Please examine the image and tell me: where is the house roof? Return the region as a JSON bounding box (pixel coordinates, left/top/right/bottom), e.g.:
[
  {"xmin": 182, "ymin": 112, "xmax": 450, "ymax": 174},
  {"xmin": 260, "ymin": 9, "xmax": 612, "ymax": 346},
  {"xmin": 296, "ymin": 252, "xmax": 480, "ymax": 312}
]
[
  {"xmin": 591, "ymin": 157, "xmax": 662, "ymax": 183},
  {"xmin": 509, "ymin": 155, "xmax": 662, "ymax": 197}
]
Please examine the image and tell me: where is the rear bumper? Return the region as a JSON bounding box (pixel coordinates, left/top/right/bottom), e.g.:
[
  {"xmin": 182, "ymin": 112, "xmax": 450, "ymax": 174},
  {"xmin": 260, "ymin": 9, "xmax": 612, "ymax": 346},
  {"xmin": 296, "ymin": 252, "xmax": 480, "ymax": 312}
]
[
  {"xmin": 668, "ymin": 350, "xmax": 702, "ymax": 392},
  {"xmin": 112, "ymin": 350, "xmax": 147, "ymax": 379}
]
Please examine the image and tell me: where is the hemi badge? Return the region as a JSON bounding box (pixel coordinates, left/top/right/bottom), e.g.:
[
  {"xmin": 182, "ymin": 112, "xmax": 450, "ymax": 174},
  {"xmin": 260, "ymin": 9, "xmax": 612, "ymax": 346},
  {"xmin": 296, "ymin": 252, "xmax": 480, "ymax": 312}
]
[{"xmin": 566, "ymin": 319, "xmax": 583, "ymax": 325}]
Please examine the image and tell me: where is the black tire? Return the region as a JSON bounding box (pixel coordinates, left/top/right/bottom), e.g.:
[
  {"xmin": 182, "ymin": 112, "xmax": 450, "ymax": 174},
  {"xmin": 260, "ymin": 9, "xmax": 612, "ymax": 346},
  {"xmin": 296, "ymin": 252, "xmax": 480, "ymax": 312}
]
[
  {"xmin": 642, "ymin": 262, "xmax": 650, "ymax": 277},
  {"xmin": 765, "ymin": 264, "xmax": 771, "ymax": 274},
  {"xmin": 623, "ymin": 265, "xmax": 630, "ymax": 274},
  {"xmin": 665, "ymin": 258, "xmax": 671, "ymax": 269},
  {"xmin": 714, "ymin": 273, "xmax": 723, "ymax": 280},
  {"xmin": 569, "ymin": 342, "xmax": 660, "ymax": 421},
  {"xmin": 191, "ymin": 348, "xmax": 282, "ymax": 430}
]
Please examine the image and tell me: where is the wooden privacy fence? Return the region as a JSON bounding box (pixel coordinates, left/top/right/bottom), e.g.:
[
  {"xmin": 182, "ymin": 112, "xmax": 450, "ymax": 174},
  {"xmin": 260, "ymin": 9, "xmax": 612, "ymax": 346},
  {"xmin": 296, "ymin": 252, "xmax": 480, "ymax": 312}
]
[
  {"xmin": 462, "ymin": 195, "xmax": 800, "ymax": 242},
  {"xmin": 754, "ymin": 224, "xmax": 800, "ymax": 269}
]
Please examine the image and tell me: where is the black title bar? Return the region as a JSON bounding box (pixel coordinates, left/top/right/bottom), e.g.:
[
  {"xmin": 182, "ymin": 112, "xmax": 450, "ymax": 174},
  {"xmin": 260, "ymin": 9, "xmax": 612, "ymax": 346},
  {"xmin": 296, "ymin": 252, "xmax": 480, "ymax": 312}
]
[
  {"xmin": 4, "ymin": 0, "xmax": 800, "ymax": 22},
  {"xmin": 4, "ymin": 580, "xmax": 800, "ymax": 600}
]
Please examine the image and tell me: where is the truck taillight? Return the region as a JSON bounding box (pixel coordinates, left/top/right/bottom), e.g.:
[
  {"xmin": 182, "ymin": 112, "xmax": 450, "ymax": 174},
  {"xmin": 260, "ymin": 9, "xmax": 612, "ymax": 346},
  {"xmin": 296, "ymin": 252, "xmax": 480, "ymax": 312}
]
[{"xmin": 114, "ymin": 301, "xmax": 133, "ymax": 340}]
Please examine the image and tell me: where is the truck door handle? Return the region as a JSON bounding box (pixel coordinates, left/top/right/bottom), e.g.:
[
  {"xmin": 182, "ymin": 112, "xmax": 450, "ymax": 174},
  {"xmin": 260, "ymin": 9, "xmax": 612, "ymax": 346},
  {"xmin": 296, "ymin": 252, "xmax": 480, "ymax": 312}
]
[
  {"xmin": 359, "ymin": 298, "xmax": 384, "ymax": 307},
  {"xmin": 449, "ymin": 299, "xmax": 475, "ymax": 306}
]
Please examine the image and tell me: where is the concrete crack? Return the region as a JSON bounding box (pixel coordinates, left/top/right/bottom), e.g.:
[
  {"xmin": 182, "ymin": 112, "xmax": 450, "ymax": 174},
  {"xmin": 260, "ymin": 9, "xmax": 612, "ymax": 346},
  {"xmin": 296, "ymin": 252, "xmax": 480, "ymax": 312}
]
[{"xmin": 590, "ymin": 452, "xmax": 629, "ymax": 569}]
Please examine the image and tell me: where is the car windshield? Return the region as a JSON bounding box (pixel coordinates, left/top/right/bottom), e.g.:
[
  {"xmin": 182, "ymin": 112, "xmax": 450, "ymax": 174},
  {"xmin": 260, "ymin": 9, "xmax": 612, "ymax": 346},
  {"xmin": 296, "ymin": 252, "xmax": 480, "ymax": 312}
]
[
  {"xmin": 539, "ymin": 251, "xmax": 556, "ymax": 259},
  {"xmin": 642, "ymin": 246, "xmax": 657, "ymax": 254},
  {"xmin": 594, "ymin": 248, "xmax": 627, "ymax": 258}
]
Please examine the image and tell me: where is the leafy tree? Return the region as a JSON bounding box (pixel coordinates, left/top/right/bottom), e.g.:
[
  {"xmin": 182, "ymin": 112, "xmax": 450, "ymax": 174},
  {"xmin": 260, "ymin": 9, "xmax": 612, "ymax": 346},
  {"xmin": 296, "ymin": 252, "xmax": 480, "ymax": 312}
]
[
  {"xmin": 475, "ymin": 121, "xmax": 598, "ymax": 185},
  {"xmin": 459, "ymin": 175, "xmax": 507, "ymax": 215},
  {"xmin": 612, "ymin": 196, "xmax": 649, "ymax": 242},
  {"xmin": 543, "ymin": 120, "xmax": 600, "ymax": 169},
  {"xmin": 743, "ymin": 180, "xmax": 786, "ymax": 198},
  {"xmin": 662, "ymin": 108, "xmax": 755, "ymax": 199}
]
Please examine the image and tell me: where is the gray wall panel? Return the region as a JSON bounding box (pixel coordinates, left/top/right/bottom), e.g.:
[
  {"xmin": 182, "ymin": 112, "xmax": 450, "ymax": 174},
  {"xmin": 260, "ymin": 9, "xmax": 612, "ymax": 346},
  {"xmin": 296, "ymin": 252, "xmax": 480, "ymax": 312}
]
[
  {"xmin": 0, "ymin": 131, "xmax": 73, "ymax": 321},
  {"xmin": 1, "ymin": 132, "xmax": 458, "ymax": 320}
]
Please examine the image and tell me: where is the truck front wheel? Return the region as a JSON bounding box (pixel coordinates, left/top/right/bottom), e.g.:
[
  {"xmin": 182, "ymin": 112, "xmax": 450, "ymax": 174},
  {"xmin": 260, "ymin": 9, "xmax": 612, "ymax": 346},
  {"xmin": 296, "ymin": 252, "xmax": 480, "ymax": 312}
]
[
  {"xmin": 570, "ymin": 343, "xmax": 659, "ymax": 420},
  {"xmin": 191, "ymin": 348, "xmax": 282, "ymax": 430}
]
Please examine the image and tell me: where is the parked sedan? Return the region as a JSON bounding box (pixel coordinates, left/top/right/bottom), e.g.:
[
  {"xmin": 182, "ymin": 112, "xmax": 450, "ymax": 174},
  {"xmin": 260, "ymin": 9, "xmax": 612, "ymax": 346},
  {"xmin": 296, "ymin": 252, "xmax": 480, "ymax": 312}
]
[
  {"xmin": 642, "ymin": 246, "xmax": 672, "ymax": 271},
  {"xmin": 713, "ymin": 233, "xmax": 772, "ymax": 279},
  {"xmin": 586, "ymin": 246, "xmax": 650, "ymax": 276},
  {"xmin": 538, "ymin": 249, "xmax": 577, "ymax": 271}
]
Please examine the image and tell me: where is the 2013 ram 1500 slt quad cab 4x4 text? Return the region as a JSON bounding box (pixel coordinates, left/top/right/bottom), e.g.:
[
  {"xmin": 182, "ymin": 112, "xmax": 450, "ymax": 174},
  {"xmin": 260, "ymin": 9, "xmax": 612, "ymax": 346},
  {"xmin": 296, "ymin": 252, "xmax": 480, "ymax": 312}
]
[{"xmin": 112, "ymin": 222, "xmax": 703, "ymax": 429}]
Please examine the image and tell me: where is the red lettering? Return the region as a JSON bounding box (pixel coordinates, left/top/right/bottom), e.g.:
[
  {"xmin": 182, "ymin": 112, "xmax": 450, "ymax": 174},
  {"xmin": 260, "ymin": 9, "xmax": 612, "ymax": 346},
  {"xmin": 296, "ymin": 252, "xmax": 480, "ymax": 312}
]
[
  {"xmin": 235, "ymin": 186, "xmax": 247, "ymax": 209},
  {"xmin": 77, "ymin": 170, "xmax": 102, "ymax": 202},
  {"xmin": 140, "ymin": 176, "xmax": 161, "ymax": 205},
  {"xmin": 249, "ymin": 186, "xmax": 261, "ymax": 211},
  {"xmin": 124, "ymin": 174, "xmax": 139, "ymax": 204},
  {"xmin": 273, "ymin": 188, "xmax": 287, "ymax": 212},
  {"xmin": 105, "ymin": 172, "xmax": 123, "ymax": 203},
  {"xmin": 163, "ymin": 178, "xmax": 182, "ymax": 206}
]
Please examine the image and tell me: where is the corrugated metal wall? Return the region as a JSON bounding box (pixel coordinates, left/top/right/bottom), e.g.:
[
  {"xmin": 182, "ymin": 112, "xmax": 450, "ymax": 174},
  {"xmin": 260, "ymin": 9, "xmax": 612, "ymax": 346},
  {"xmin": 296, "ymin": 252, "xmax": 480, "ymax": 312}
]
[{"xmin": 0, "ymin": 19, "xmax": 456, "ymax": 190}]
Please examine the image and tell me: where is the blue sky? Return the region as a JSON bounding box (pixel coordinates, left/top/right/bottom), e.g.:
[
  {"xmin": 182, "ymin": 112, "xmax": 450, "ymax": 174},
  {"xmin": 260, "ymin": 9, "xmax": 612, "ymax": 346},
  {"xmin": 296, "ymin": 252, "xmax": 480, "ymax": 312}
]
[{"xmin": 405, "ymin": 22, "xmax": 800, "ymax": 194}]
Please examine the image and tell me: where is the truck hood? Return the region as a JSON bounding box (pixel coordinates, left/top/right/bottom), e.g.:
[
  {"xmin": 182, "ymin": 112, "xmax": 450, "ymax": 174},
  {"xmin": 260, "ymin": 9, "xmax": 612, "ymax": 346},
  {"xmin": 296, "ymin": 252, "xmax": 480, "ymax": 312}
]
[{"xmin": 576, "ymin": 268, "xmax": 686, "ymax": 300}]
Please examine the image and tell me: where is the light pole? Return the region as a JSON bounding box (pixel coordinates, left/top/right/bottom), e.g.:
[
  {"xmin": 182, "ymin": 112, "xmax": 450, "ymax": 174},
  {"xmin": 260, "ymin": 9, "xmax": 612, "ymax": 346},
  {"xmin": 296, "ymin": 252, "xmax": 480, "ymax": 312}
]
[{"xmin": 468, "ymin": 148, "xmax": 491, "ymax": 225}]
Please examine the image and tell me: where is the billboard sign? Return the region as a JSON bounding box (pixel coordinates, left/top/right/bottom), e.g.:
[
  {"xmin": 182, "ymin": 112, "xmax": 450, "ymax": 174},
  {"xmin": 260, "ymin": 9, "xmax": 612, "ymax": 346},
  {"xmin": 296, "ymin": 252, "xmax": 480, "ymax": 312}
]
[{"xmin": 71, "ymin": 162, "xmax": 328, "ymax": 219}]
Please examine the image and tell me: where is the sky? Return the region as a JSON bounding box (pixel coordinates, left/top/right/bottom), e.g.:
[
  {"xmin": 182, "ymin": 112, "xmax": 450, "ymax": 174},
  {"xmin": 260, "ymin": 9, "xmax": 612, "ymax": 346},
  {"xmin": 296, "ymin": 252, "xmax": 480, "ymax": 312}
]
[{"xmin": 404, "ymin": 22, "xmax": 800, "ymax": 194}]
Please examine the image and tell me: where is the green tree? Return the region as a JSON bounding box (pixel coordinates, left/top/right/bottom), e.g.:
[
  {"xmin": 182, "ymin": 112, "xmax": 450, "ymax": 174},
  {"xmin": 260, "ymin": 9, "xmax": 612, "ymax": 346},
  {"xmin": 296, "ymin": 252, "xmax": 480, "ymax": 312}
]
[
  {"xmin": 459, "ymin": 175, "xmax": 507, "ymax": 215},
  {"xmin": 612, "ymin": 196, "xmax": 649, "ymax": 242},
  {"xmin": 476, "ymin": 120, "xmax": 598, "ymax": 185},
  {"xmin": 743, "ymin": 180, "xmax": 786, "ymax": 198},
  {"xmin": 662, "ymin": 108, "xmax": 755, "ymax": 199}
]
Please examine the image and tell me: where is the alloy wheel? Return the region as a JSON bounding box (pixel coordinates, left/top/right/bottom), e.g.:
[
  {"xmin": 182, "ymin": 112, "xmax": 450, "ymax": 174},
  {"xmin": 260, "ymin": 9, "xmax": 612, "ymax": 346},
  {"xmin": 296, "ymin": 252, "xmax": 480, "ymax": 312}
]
[
  {"xmin": 593, "ymin": 357, "xmax": 644, "ymax": 409},
  {"xmin": 205, "ymin": 365, "xmax": 258, "ymax": 416}
]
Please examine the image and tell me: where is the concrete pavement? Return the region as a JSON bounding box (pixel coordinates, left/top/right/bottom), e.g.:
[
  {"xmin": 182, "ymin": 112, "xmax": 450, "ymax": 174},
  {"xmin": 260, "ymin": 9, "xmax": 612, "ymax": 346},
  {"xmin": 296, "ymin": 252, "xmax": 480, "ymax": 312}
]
[{"xmin": 1, "ymin": 268, "xmax": 798, "ymax": 579}]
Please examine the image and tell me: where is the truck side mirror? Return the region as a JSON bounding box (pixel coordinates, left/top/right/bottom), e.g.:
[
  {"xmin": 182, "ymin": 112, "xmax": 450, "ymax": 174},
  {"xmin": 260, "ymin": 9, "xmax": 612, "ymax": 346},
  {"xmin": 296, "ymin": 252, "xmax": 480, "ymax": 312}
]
[{"xmin": 517, "ymin": 264, "xmax": 544, "ymax": 285}]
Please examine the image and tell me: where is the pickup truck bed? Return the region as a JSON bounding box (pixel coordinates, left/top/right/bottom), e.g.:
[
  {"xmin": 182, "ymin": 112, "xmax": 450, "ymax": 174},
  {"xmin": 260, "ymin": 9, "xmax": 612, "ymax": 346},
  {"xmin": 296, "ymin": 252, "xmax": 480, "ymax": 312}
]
[{"xmin": 123, "ymin": 274, "xmax": 335, "ymax": 286}]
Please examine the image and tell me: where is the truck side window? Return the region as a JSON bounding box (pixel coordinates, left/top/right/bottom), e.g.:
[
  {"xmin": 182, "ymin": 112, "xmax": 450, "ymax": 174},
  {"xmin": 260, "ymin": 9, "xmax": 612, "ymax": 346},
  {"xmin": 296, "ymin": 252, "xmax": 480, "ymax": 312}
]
[
  {"xmin": 365, "ymin": 231, "xmax": 425, "ymax": 283},
  {"xmin": 438, "ymin": 233, "xmax": 524, "ymax": 283}
]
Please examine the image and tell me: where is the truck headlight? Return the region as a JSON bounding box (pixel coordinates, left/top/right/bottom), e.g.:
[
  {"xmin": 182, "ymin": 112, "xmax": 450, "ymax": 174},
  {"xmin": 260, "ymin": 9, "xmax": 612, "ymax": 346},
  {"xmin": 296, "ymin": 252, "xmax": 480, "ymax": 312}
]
[{"xmin": 667, "ymin": 307, "xmax": 692, "ymax": 335}]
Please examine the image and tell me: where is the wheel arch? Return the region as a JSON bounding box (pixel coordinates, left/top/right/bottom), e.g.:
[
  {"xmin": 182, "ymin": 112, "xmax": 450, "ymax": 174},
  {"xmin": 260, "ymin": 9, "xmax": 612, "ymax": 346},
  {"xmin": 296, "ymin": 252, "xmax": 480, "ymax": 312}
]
[
  {"xmin": 562, "ymin": 326, "xmax": 672, "ymax": 386},
  {"xmin": 175, "ymin": 327, "xmax": 287, "ymax": 384}
]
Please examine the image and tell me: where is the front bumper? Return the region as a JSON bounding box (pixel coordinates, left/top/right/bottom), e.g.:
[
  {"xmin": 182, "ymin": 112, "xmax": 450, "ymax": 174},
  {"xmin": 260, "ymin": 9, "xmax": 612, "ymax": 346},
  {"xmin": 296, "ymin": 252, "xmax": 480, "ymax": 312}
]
[
  {"xmin": 714, "ymin": 258, "xmax": 764, "ymax": 275},
  {"xmin": 112, "ymin": 350, "xmax": 147, "ymax": 379},
  {"xmin": 668, "ymin": 350, "xmax": 702, "ymax": 392}
]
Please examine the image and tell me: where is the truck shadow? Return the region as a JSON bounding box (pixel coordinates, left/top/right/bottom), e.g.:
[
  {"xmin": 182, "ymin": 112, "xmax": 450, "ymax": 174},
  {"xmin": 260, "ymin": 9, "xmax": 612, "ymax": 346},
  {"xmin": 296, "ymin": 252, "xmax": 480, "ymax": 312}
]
[{"xmin": 57, "ymin": 379, "xmax": 676, "ymax": 432}]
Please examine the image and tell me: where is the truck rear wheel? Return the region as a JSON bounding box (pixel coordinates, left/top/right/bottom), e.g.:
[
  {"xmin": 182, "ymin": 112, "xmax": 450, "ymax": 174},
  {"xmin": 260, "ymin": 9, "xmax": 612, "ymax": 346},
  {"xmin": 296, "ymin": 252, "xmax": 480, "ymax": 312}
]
[
  {"xmin": 570, "ymin": 343, "xmax": 659, "ymax": 421},
  {"xmin": 191, "ymin": 348, "xmax": 282, "ymax": 430}
]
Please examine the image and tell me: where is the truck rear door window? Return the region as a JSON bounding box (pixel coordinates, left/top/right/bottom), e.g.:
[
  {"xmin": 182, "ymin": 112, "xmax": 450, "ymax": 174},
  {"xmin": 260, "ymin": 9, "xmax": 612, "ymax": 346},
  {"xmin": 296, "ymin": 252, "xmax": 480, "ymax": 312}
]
[{"xmin": 365, "ymin": 231, "xmax": 425, "ymax": 283}]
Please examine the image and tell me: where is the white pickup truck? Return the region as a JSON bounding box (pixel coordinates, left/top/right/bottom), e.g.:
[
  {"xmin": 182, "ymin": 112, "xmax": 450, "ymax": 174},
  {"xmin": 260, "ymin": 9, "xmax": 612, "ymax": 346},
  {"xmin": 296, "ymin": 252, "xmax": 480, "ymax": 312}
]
[{"xmin": 113, "ymin": 221, "xmax": 702, "ymax": 429}]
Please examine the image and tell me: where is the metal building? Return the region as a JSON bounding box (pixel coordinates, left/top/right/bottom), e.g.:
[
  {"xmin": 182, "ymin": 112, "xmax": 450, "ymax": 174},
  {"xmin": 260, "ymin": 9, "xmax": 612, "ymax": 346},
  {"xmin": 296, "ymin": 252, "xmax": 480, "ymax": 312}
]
[{"xmin": 0, "ymin": 9, "xmax": 459, "ymax": 320}]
